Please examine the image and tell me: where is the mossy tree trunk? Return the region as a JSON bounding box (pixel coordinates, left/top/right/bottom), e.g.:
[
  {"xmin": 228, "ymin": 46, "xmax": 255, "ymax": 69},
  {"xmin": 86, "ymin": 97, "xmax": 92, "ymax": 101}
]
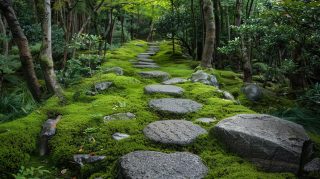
[
  {"xmin": 40, "ymin": 0, "xmax": 64, "ymax": 101},
  {"xmin": 0, "ymin": 0, "xmax": 41, "ymax": 101},
  {"xmin": 201, "ymin": 0, "xmax": 215, "ymax": 68}
]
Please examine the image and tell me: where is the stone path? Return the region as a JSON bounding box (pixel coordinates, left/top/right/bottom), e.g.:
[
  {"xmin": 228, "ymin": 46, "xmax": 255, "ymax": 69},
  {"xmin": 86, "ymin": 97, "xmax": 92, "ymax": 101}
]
[
  {"xmin": 149, "ymin": 98, "xmax": 203, "ymax": 115},
  {"xmin": 144, "ymin": 84, "xmax": 184, "ymax": 96},
  {"xmin": 133, "ymin": 45, "xmax": 161, "ymax": 69}
]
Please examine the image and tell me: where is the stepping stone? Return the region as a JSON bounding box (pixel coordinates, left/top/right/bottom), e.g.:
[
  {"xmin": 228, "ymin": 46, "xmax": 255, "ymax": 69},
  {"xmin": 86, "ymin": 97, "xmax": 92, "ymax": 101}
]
[
  {"xmin": 140, "ymin": 52, "xmax": 155, "ymax": 56},
  {"xmin": 144, "ymin": 84, "xmax": 184, "ymax": 96},
  {"xmin": 112, "ymin": 133, "xmax": 130, "ymax": 140},
  {"xmin": 162, "ymin": 77, "xmax": 188, "ymax": 85},
  {"xmin": 94, "ymin": 82, "xmax": 113, "ymax": 92},
  {"xmin": 119, "ymin": 151, "xmax": 208, "ymax": 178},
  {"xmin": 134, "ymin": 64, "xmax": 159, "ymax": 68},
  {"xmin": 103, "ymin": 67, "xmax": 123, "ymax": 76},
  {"xmin": 138, "ymin": 58, "xmax": 155, "ymax": 63},
  {"xmin": 195, "ymin": 117, "xmax": 216, "ymax": 123},
  {"xmin": 191, "ymin": 70, "xmax": 219, "ymax": 87},
  {"xmin": 137, "ymin": 54, "xmax": 151, "ymax": 58},
  {"xmin": 214, "ymin": 114, "xmax": 311, "ymax": 173},
  {"xmin": 132, "ymin": 61, "xmax": 157, "ymax": 65},
  {"xmin": 139, "ymin": 71, "xmax": 170, "ymax": 81},
  {"xmin": 104, "ymin": 112, "xmax": 136, "ymax": 122},
  {"xmin": 73, "ymin": 154, "xmax": 106, "ymax": 166},
  {"xmin": 144, "ymin": 120, "xmax": 207, "ymax": 145},
  {"xmin": 149, "ymin": 98, "xmax": 202, "ymax": 114}
]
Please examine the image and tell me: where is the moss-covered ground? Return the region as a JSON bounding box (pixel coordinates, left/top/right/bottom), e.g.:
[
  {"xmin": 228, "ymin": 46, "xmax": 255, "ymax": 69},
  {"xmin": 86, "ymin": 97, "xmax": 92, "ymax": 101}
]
[{"xmin": 1, "ymin": 40, "xmax": 318, "ymax": 178}]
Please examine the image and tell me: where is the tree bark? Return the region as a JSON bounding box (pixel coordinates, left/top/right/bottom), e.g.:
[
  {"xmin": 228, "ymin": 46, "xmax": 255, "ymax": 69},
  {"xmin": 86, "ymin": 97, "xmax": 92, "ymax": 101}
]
[
  {"xmin": 40, "ymin": 0, "xmax": 64, "ymax": 101},
  {"xmin": 0, "ymin": 0, "xmax": 41, "ymax": 100},
  {"xmin": 201, "ymin": 0, "xmax": 215, "ymax": 68},
  {"xmin": 170, "ymin": 0, "xmax": 175, "ymax": 54},
  {"xmin": 0, "ymin": 14, "xmax": 8, "ymax": 56},
  {"xmin": 191, "ymin": 0, "xmax": 198, "ymax": 60},
  {"xmin": 213, "ymin": 0, "xmax": 222, "ymax": 68},
  {"xmin": 241, "ymin": 37, "xmax": 252, "ymax": 82},
  {"xmin": 235, "ymin": 0, "xmax": 242, "ymax": 26}
]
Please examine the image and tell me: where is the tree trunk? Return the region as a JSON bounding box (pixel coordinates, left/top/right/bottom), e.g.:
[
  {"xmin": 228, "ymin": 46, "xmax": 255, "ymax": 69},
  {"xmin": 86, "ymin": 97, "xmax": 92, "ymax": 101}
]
[
  {"xmin": 241, "ymin": 37, "xmax": 252, "ymax": 82},
  {"xmin": 40, "ymin": 0, "xmax": 64, "ymax": 101},
  {"xmin": 0, "ymin": 0, "xmax": 41, "ymax": 100},
  {"xmin": 201, "ymin": 0, "xmax": 215, "ymax": 68},
  {"xmin": 170, "ymin": 0, "xmax": 175, "ymax": 54},
  {"xmin": 213, "ymin": 0, "xmax": 222, "ymax": 68},
  {"xmin": 235, "ymin": 0, "xmax": 242, "ymax": 26},
  {"xmin": 0, "ymin": 14, "xmax": 8, "ymax": 56},
  {"xmin": 191, "ymin": 0, "xmax": 198, "ymax": 60}
]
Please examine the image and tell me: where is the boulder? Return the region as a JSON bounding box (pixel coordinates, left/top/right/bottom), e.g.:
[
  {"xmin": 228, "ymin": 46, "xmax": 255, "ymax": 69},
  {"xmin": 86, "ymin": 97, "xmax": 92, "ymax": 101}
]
[
  {"xmin": 73, "ymin": 154, "xmax": 106, "ymax": 166},
  {"xmin": 94, "ymin": 82, "xmax": 113, "ymax": 92},
  {"xmin": 112, "ymin": 133, "xmax": 130, "ymax": 141},
  {"xmin": 103, "ymin": 67, "xmax": 123, "ymax": 76},
  {"xmin": 144, "ymin": 120, "xmax": 207, "ymax": 145},
  {"xmin": 119, "ymin": 151, "xmax": 208, "ymax": 178},
  {"xmin": 104, "ymin": 112, "xmax": 136, "ymax": 122},
  {"xmin": 162, "ymin": 77, "xmax": 188, "ymax": 85},
  {"xmin": 144, "ymin": 84, "xmax": 184, "ymax": 96},
  {"xmin": 195, "ymin": 118, "xmax": 216, "ymax": 124},
  {"xmin": 191, "ymin": 70, "xmax": 219, "ymax": 87},
  {"xmin": 214, "ymin": 114, "xmax": 311, "ymax": 173},
  {"xmin": 139, "ymin": 71, "xmax": 170, "ymax": 81},
  {"xmin": 242, "ymin": 84, "xmax": 262, "ymax": 101},
  {"xmin": 149, "ymin": 98, "xmax": 202, "ymax": 114},
  {"xmin": 304, "ymin": 158, "xmax": 320, "ymax": 173}
]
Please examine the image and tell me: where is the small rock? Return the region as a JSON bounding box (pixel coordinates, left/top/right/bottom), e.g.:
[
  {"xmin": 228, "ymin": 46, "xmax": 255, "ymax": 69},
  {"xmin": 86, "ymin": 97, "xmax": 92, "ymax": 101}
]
[
  {"xmin": 304, "ymin": 158, "xmax": 320, "ymax": 173},
  {"xmin": 132, "ymin": 61, "xmax": 156, "ymax": 66},
  {"xmin": 137, "ymin": 58, "xmax": 155, "ymax": 63},
  {"xmin": 144, "ymin": 84, "xmax": 184, "ymax": 96},
  {"xmin": 119, "ymin": 151, "xmax": 208, "ymax": 178},
  {"xmin": 133, "ymin": 64, "xmax": 159, "ymax": 68},
  {"xmin": 61, "ymin": 169, "xmax": 67, "ymax": 175},
  {"xmin": 149, "ymin": 98, "xmax": 203, "ymax": 114},
  {"xmin": 162, "ymin": 78, "xmax": 188, "ymax": 85},
  {"xmin": 242, "ymin": 83, "xmax": 262, "ymax": 101},
  {"xmin": 217, "ymin": 89, "xmax": 235, "ymax": 101},
  {"xmin": 104, "ymin": 67, "xmax": 123, "ymax": 76},
  {"xmin": 73, "ymin": 154, "xmax": 106, "ymax": 166},
  {"xmin": 191, "ymin": 70, "xmax": 219, "ymax": 87},
  {"xmin": 40, "ymin": 115, "xmax": 62, "ymax": 156},
  {"xmin": 137, "ymin": 54, "xmax": 151, "ymax": 59},
  {"xmin": 94, "ymin": 82, "xmax": 113, "ymax": 92},
  {"xmin": 195, "ymin": 118, "xmax": 216, "ymax": 123},
  {"xmin": 140, "ymin": 52, "xmax": 155, "ymax": 56},
  {"xmin": 144, "ymin": 120, "xmax": 207, "ymax": 145},
  {"xmin": 86, "ymin": 91, "xmax": 98, "ymax": 96},
  {"xmin": 139, "ymin": 71, "xmax": 170, "ymax": 81},
  {"xmin": 104, "ymin": 112, "xmax": 136, "ymax": 121},
  {"xmin": 112, "ymin": 133, "xmax": 130, "ymax": 140}
]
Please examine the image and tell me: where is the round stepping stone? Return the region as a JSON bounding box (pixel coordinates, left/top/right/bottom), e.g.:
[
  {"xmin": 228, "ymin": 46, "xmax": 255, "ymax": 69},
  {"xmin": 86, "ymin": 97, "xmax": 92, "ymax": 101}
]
[
  {"xmin": 144, "ymin": 84, "xmax": 184, "ymax": 96},
  {"xmin": 139, "ymin": 71, "xmax": 170, "ymax": 81},
  {"xmin": 138, "ymin": 58, "xmax": 155, "ymax": 63},
  {"xmin": 133, "ymin": 61, "xmax": 156, "ymax": 65},
  {"xmin": 144, "ymin": 120, "xmax": 207, "ymax": 145},
  {"xmin": 137, "ymin": 54, "xmax": 150, "ymax": 58},
  {"xmin": 162, "ymin": 77, "xmax": 188, "ymax": 85},
  {"xmin": 112, "ymin": 133, "xmax": 130, "ymax": 140},
  {"xmin": 104, "ymin": 112, "xmax": 136, "ymax": 122},
  {"xmin": 119, "ymin": 151, "xmax": 208, "ymax": 178},
  {"xmin": 149, "ymin": 98, "xmax": 202, "ymax": 114},
  {"xmin": 196, "ymin": 117, "xmax": 216, "ymax": 123},
  {"xmin": 134, "ymin": 64, "xmax": 159, "ymax": 68}
]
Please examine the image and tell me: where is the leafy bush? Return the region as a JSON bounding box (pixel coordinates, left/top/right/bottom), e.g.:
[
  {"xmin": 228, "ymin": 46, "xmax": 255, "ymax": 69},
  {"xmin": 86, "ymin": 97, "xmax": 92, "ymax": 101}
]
[
  {"xmin": 57, "ymin": 59, "xmax": 89, "ymax": 87},
  {"xmin": 299, "ymin": 83, "xmax": 320, "ymax": 110},
  {"xmin": 13, "ymin": 166, "xmax": 50, "ymax": 179}
]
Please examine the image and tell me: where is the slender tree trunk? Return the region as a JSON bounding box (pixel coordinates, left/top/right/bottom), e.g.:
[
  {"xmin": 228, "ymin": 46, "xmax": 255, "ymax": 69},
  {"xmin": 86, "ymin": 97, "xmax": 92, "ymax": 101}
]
[
  {"xmin": 0, "ymin": 14, "xmax": 8, "ymax": 56},
  {"xmin": 170, "ymin": 0, "xmax": 175, "ymax": 54},
  {"xmin": 191, "ymin": 0, "xmax": 198, "ymax": 60},
  {"xmin": 241, "ymin": 37, "xmax": 252, "ymax": 82},
  {"xmin": 120, "ymin": 14, "xmax": 125, "ymax": 44},
  {"xmin": 213, "ymin": 0, "xmax": 222, "ymax": 68},
  {"xmin": 40, "ymin": 0, "xmax": 64, "ymax": 101},
  {"xmin": 0, "ymin": 0, "xmax": 41, "ymax": 100},
  {"xmin": 235, "ymin": 0, "xmax": 242, "ymax": 26},
  {"xmin": 201, "ymin": 0, "xmax": 215, "ymax": 68}
]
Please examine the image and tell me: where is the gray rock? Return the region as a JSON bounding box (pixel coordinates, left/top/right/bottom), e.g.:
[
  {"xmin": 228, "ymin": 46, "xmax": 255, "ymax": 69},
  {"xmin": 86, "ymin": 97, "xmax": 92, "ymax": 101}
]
[
  {"xmin": 40, "ymin": 115, "xmax": 62, "ymax": 156},
  {"xmin": 140, "ymin": 52, "xmax": 155, "ymax": 56},
  {"xmin": 217, "ymin": 89, "xmax": 235, "ymax": 101},
  {"xmin": 73, "ymin": 154, "xmax": 106, "ymax": 166},
  {"xmin": 195, "ymin": 118, "xmax": 216, "ymax": 124},
  {"xmin": 104, "ymin": 112, "xmax": 136, "ymax": 121},
  {"xmin": 304, "ymin": 158, "xmax": 320, "ymax": 173},
  {"xmin": 191, "ymin": 70, "xmax": 219, "ymax": 87},
  {"xmin": 133, "ymin": 61, "xmax": 157, "ymax": 66},
  {"xmin": 137, "ymin": 54, "xmax": 151, "ymax": 59},
  {"xmin": 144, "ymin": 84, "xmax": 184, "ymax": 96},
  {"xmin": 242, "ymin": 84, "xmax": 262, "ymax": 101},
  {"xmin": 112, "ymin": 133, "xmax": 130, "ymax": 141},
  {"xmin": 162, "ymin": 78, "xmax": 188, "ymax": 85},
  {"xmin": 149, "ymin": 98, "xmax": 202, "ymax": 114},
  {"xmin": 144, "ymin": 120, "xmax": 207, "ymax": 145},
  {"xmin": 94, "ymin": 82, "xmax": 113, "ymax": 92},
  {"xmin": 139, "ymin": 71, "xmax": 170, "ymax": 81},
  {"xmin": 137, "ymin": 58, "xmax": 154, "ymax": 63},
  {"xmin": 214, "ymin": 114, "xmax": 311, "ymax": 173},
  {"xmin": 134, "ymin": 64, "xmax": 159, "ymax": 68},
  {"xmin": 104, "ymin": 67, "xmax": 123, "ymax": 76},
  {"xmin": 119, "ymin": 151, "xmax": 208, "ymax": 179}
]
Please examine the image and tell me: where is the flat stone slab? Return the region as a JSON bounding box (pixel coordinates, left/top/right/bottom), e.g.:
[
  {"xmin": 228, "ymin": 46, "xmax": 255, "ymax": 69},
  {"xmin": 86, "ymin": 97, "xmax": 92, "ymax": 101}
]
[
  {"xmin": 134, "ymin": 64, "xmax": 159, "ymax": 68},
  {"xmin": 140, "ymin": 52, "xmax": 155, "ymax": 56},
  {"xmin": 162, "ymin": 77, "xmax": 188, "ymax": 85},
  {"xmin": 214, "ymin": 114, "xmax": 311, "ymax": 173},
  {"xmin": 119, "ymin": 151, "xmax": 208, "ymax": 178},
  {"xmin": 133, "ymin": 61, "xmax": 157, "ymax": 66},
  {"xmin": 137, "ymin": 54, "xmax": 151, "ymax": 58},
  {"xmin": 144, "ymin": 84, "xmax": 184, "ymax": 96},
  {"xmin": 139, "ymin": 71, "xmax": 170, "ymax": 80},
  {"xmin": 144, "ymin": 120, "xmax": 207, "ymax": 145},
  {"xmin": 103, "ymin": 67, "xmax": 123, "ymax": 76},
  {"xmin": 138, "ymin": 59, "xmax": 155, "ymax": 63},
  {"xmin": 104, "ymin": 112, "xmax": 136, "ymax": 121},
  {"xmin": 112, "ymin": 133, "xmax": 130, "ymax": 140},
  {"xmin": 149, "ymin": 98, "xmax": 202, "ymax": 114},
  {"xmin": 195, "ymin": 118, "xmax": 216, "ymax": 123}
]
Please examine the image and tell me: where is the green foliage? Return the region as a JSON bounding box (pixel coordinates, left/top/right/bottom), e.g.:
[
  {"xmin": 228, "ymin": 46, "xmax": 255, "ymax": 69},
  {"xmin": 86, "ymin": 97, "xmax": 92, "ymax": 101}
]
[
  {"xmin": 69, "ymin": 34, "xmax": 102, "ymax": 51},
  {"xmin": 299, "ymin": 83, "xmax": 320, "ymax": 110},
  {"xmin": 13, "ymin": 166, "xmax": 50, "ymax": 179}
]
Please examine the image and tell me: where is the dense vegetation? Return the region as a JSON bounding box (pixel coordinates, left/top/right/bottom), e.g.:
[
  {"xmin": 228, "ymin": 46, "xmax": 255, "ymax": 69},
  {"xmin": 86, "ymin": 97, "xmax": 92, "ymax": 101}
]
[{"xmin": 0, "ymin": 0, "xmax": 319, "ymax": 178}]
